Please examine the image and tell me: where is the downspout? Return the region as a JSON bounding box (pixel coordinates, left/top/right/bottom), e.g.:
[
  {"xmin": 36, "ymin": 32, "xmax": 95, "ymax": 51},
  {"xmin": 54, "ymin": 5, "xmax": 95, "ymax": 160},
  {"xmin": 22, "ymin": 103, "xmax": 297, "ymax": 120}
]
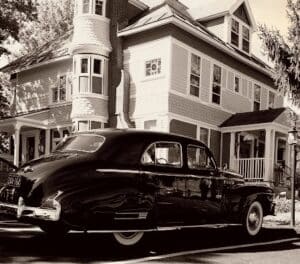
[{"xmin": 115, "ymin": 69, "xmax": 135, "ymax": 128}]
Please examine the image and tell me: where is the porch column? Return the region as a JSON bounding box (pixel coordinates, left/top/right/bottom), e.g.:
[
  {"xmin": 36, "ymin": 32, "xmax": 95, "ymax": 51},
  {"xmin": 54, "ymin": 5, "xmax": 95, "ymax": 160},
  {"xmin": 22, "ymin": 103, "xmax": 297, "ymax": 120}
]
[
  {"xmin": 229, "ymin": 132, "xmax": 236, "ymax": 170},
  {"xmin": 265, "ymin": 128, "xmax": 275, "ymax": 185},
  {"xmin": 45, "ymin": 129, "xmax": 51, "ymax": 155},
  {"xmin": 13, "ymin": 125, "xmax": 21, "ymax": 167}
]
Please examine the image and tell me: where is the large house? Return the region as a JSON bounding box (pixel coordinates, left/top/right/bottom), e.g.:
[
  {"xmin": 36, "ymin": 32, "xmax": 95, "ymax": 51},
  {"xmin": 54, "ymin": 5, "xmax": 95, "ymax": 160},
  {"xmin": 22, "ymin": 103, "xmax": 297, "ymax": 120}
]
[{"xmin": 0, "ymin": 0, "xmax": 293, "ymax": 189}]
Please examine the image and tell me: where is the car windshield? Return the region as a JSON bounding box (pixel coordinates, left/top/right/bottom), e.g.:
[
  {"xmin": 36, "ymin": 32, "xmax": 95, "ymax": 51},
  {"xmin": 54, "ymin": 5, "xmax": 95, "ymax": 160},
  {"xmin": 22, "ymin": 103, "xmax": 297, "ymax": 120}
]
[{"xmin": 55, "ymin": 134, "xmax": 105, "ymax": 153}]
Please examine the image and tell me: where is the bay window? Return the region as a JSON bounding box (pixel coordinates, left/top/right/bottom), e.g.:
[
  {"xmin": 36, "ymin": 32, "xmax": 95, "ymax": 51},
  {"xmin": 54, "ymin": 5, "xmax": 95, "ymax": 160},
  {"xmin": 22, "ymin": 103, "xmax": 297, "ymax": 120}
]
[
  {"xmin": 77, "ymin": 120, "xmax": 104, "ymax": 132},
  {"xmin": 79, "ymin": 0, "xmax": 105, "ymax": 16},
  {"xmin": 74, "ymin": 55, "xmax": 105, "ymax": 95}
]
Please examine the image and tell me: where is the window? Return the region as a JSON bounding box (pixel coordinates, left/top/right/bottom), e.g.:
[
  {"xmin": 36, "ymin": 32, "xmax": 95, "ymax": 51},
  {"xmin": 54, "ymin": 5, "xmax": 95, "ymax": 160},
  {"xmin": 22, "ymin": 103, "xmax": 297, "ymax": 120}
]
[
  {"xmin": 77, "ymin": 56, "xmax": 104, "ymax": 95},
  {"xmin": 77, "ymin": 120, "xmax": 104, "ymax": 131},
  {"xmin": 231, "ymin": 18, "xmax": 239, "ymax": 47},
  {"xmin": 187, "ymin": 145, "xmax": 214, "ymax": 170},
  {"xmin": 200, "ymin": 127, "xmax": 209, "ymax": 146},
  {"xmin": 254, "ymin": 84, "xmax": 261, "ymax": 111},
  {"xmin": 190, "ymin": 54, "xmax": 201, "ymax": 97},
  {"xmin": 141, "ymin": 142, "xmax": 182, "ymax": 168},
  {"xmin": 95, "ymin": 0, "xmax": 103, "ymax": 15},
  {"xmin": 145, "ymin": 58, "xmax": 161, "ymax": 77},
  {"xmin": 52, "ymin": 75, "xmax": 67, "ymax": 103},
  {"xmin": 144, "ymin": 120, "xmax": 157, "ymax": 130},
  {"xmin": 268, "ymin": 91, "xmax": 275, "ymax": 109},
  {"xmin": 242, "ymin": 26, "xmax": 250, "ymax": 53},
  {"xmin": 234, "ymin": 76, "xmax": 240, "ymax": 93},
  {"xmin": 82, "ymin": 0, "xmax": 90, "ymax": 13},
  {"xmin": 212, "ymin": 65, "xmax": 221, "ymax": 105}
]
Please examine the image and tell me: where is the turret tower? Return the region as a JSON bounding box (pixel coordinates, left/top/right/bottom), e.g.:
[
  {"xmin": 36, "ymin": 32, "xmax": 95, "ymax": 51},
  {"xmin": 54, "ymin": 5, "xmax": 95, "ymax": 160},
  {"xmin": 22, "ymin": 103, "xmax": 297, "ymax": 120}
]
[{"xmin": 69, "ymin": 0, "xmax": 112, "ymax": 131}]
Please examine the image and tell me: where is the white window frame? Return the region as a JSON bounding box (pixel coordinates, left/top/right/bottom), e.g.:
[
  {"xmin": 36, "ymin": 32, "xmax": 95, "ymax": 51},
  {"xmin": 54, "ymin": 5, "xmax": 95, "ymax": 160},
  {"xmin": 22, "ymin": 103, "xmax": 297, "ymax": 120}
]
[
  {"xmin": 93, "ymin": 0, "xmax": 105, "ymax": 16},
  {"xmin": 253, "ymin": 84, "xmax": 261, "ymax": 111},
  {"xmin": 75, "ymin": 55, "xmax": 105, "ymax": 95},
  {"xmin": 76, "ymin": 120, "xmax": 105, "ymax": 132},
  {"xmin": 230, "ymin": 16, "xmax": 251, "ymax": 54},
  {"xmin": 145, "ymin": 58, "xmax": 162, "ymax": 78},
  {"xmin": 51, "ymin": 74, "xmax": 67, "ymax": 104},
  {"xmin": 189, "ymin": 53, "xmax": 201, "ymax": 97},
  {"xmin": 211, "ymin": 64, "xmax": 222, "ymax": 105}
]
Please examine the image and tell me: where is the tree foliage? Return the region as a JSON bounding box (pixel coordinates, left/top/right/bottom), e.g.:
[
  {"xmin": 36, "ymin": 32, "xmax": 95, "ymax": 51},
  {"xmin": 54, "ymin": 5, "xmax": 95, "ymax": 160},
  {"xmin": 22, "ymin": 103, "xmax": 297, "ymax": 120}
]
[
  {"xmin": 259, "ymin": 0, "xmax": 300, "ymax": 104},
  {"xmin": 18, "ymin": 0, "xmax": 74, "ymax": 55},
  {"xmin": 0, "ymin": 0, "xmax": 37, "ymax": 56}
]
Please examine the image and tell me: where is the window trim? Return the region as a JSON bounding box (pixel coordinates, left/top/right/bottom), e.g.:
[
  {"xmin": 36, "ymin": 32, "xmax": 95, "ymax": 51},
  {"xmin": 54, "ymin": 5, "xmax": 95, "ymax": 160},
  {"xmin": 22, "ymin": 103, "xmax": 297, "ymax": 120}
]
[
  {"xmin": 211, "ymin": 64, "xmax": 222, "ymax": 105},
  {"xmin": 189, "ymin": 53, "xmax": 201, "ymax": 97},
  {"xmin": 141, "ymin": 141, "xmax": 183, "ymax": 168},
  {"xmin": 51, "ymin": 74, "xmax": 67, "ymax": 104},
  {"xmin": 144, "ymin": 58, "xmax": 162, "ymax": 78}
]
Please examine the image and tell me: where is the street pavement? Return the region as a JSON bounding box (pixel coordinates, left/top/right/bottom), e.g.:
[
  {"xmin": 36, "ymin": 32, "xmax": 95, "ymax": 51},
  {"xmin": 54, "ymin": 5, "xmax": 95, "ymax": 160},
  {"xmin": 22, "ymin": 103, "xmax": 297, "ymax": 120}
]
[{"xmin": 0, "ymin": 220, "xmax": 299, "ymax": 263}]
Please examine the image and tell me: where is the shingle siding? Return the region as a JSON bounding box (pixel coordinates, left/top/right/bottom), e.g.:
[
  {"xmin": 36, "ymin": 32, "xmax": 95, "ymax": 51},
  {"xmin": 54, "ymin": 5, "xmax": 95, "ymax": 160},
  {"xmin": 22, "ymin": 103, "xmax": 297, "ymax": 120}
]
[
  {"xmin": 170, "ymin": 119, "xmax": 197, "ymax": 138},
  {"xmin": 169, "ymin": 93, "xmax": 231, "ymax": 126},
  {"xmin": 16, "ymin": 59, "xmax": 72, "ymax": 113},
  {"xmin": 222, "ymin": 90, "xmax": 252, "ymax": 113}
]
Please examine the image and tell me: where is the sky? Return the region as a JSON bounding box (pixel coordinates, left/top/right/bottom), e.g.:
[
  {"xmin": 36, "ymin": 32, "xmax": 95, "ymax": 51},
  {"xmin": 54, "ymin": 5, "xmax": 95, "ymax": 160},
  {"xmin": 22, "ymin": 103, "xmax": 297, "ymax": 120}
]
[{"xmin": 143, "ymin": 0, "xmax": 289, "ymax": 63}]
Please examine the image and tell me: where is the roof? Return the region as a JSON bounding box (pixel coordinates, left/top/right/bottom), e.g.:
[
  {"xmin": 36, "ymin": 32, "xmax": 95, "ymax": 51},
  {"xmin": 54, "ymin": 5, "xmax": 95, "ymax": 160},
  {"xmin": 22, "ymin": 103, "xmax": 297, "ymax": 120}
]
[
  {"xmin": 0, "ymin": 29, "xmax": 72, "ymax": 73},
  {"xmin": 220, "ymin": 108, "xmax": 286, "ymax": 127},
  {"xmin": 119, "ymin": 0, "xmax": 270, "ymax": 74}
]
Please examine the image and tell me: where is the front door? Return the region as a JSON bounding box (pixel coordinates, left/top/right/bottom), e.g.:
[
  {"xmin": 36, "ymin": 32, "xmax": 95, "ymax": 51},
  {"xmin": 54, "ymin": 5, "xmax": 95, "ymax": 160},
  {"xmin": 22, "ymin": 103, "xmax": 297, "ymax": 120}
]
[{"xmin": 26, "ymin": 137, "xmax": 35, "ymax": 161}]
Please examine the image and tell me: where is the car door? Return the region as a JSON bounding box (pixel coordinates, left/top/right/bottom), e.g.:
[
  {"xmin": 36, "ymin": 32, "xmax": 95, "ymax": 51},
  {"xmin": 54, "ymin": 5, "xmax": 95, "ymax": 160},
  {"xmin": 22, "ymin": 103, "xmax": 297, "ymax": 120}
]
[
  {"xmin": 140, "ymin": 141, "xmax": 186, "ymax": 226},
  {"xmin": 185, "ymin": 145, "xmax": 224, "ymax": 225}
]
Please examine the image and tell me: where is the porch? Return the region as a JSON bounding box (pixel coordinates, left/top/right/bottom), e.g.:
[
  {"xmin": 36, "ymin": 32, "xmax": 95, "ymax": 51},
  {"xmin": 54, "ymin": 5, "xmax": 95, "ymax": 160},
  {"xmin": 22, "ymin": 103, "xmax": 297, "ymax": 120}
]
[{"xmin": 221, "ymin": 108, "xmax": 291, "ymax": 186}]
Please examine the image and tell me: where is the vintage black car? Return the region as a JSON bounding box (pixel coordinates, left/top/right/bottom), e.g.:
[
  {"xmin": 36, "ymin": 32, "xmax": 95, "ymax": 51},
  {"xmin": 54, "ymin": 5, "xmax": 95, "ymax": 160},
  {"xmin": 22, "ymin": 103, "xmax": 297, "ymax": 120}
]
[{"xmin": 0, "ymin": 129, "xmax": 275, "ymax": 246}]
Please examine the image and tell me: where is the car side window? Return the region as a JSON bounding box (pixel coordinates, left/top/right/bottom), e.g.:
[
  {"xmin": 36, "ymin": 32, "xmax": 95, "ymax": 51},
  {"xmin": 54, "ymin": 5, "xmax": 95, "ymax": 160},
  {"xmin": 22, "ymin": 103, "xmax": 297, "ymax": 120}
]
[
  {"xmin": 187, "ymin": 145, "xmax": 214, "ymax": 170},
  {"xmin": 141, "ymin": 142, "xmax": 182, "ymax": 168}
]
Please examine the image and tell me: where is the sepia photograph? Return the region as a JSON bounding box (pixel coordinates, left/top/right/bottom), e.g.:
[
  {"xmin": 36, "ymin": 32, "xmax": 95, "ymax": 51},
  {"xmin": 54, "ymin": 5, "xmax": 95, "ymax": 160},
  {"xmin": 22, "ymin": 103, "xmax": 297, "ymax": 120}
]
[{"xmin": 0, "ymin": 0, "xmax": 300, "ymax": 263}]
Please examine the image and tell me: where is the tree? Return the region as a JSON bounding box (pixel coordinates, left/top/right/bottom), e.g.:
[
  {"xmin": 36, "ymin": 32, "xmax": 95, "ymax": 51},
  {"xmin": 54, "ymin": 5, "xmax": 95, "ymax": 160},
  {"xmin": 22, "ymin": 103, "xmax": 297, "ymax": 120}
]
[
  {"xmin": 259, "ymin": 0, "xmax": 300, "ymax": 104},
  {"xmin": 0, "ymin": 0, "xmax": 37, "ymax": 56},
  {"xmin": 18, "ymin": 0, "xmax": 74, "ymax": 55}
]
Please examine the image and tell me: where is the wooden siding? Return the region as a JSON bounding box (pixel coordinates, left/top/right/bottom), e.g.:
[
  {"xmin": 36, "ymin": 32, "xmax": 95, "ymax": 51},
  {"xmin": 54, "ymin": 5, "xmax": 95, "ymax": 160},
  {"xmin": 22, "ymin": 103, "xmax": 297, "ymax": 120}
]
[
  {"xmin": 171, "ymin": 44, "xmax": 188, "ymax": 94},
  {"xmin": 169, "ymin": 93, "xmax": 231, "ymax": 126},
  {"xmin": 170, "ymin": 119, "xmax": 197, "ymax": 138},
  {"xmin": 16, "ymin": 59, "xmax": 72, "ymax": 113}
]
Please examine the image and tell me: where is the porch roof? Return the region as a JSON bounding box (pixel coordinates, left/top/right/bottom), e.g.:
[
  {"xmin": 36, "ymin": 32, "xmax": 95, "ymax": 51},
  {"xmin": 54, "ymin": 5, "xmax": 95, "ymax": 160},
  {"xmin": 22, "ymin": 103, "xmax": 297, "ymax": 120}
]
[{"xmin": 220, "ymin": 108, "xmax": 286, "ymax": 127}]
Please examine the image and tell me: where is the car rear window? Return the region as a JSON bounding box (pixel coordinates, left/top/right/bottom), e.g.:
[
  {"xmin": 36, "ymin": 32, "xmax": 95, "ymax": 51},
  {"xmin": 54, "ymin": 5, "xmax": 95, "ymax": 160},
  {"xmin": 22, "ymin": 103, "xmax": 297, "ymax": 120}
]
[{"xmin": 55, "ymin": 134, "xmax": 105, "ymax": 153}]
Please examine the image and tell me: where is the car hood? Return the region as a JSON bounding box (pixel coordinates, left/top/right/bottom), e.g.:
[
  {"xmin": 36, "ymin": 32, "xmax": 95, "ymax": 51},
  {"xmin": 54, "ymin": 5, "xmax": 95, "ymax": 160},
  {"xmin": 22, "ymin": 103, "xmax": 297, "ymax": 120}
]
[{"xmin": 17, "ymin": 152, "xmax": 89, "ymax": 181}]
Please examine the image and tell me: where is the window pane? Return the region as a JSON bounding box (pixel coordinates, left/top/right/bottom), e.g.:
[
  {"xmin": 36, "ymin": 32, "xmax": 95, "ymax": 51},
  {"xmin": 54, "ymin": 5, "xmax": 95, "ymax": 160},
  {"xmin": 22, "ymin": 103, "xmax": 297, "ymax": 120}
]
[
  {"xmin": 234, "ymin": 76, "xmax": 240, "ymax": 92},
  {"xmin": 95, "ymin": 0, "xmax": 103, "ymax": 15},
  {"xmin": 200, "ymin": 127, "xmax": 209, "ymax": 145},
  {"xmin": 254, "ymin": 101, "xmax": 260, "ymax": 111},
  {"xmin": 212, "ymin": 94, "xmax": 220, "ymax": 104},
  {"xmin": 79, "ymin": 76, "xmax": 89, "ymax": 92},
  {"xmin": 254, "ymin": 84, "xmax": 261, "ymax": 102},
  {"xmin": 190, "ymin": 85, "xmax": 199, "ymax": 97},
  {"xmin": 231, "ymin": 19, "xmax": 239, "ymax": 33},
  {"xmin": 242, "ymin": 26, "xmax": 249, "ymax": 40},
  {"xmin": 190, "ymin": 74, "xmax": 200, "ymax": 87},
  {"xmin": 83, "ymin": 0, "xmax": 89, "ymax": 13},
  {"xmin": 213, "ymin": 65, "xmax": 221, "ymax": 84},
  {"xmin": 91, "ymin": 121, "xmax": 102, "ymax": 130},
  {"xmin": 92, "ymin": 76, "xmax": 103, "ymax": 94},
  {"xmin": 242, "ymin": 39, "xmax": 249, "ymax": 53},
  {"xmin": 78, "ymin": 121, "xmax": 89, "ymax": 131},
  {"xmin": 59, "ymin": 87, "xmax": 66, "ymax": 101},
  {"xmin": 52, "ymin": 88, "xmax": 58, "ymax": 103},
  {"xmin": 191, "ymin": 54, "xmax": 201, "ymax": 75},
  {"xmin": 81, "ymin": 58, "xmax": 88, "ymax": 73},
  {"xmin": 94, "ymin": 59, "xmax": 101, "ymax": 74},
  {"xmin": 187, "ymin": 145, "xmax": 212, "ymax": 169},
  {"xmin": 144, "ymin": 120, "xmax": 157, "ymax": 130},
  {"xmin": 231, "ymin": 32, "xmax": 239, "ymax": 46},
  {"xmin": 269, "ymin": 92, "xmax": 275, "ymax": 109}
]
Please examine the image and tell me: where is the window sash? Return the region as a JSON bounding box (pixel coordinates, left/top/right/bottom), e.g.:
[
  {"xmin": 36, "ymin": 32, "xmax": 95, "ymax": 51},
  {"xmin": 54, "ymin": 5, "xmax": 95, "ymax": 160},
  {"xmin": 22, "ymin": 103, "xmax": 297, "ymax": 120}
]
[
  {"xmin": 95, "ymin": 0, "xmax": 103, "ymax": 15},
  {"xmin": 212, "ymin": 65, "xmax": 221, "ymax": 105},
  {"xmin": 82, "ymin": 0, "xmax": 90, "ymax": 13}
]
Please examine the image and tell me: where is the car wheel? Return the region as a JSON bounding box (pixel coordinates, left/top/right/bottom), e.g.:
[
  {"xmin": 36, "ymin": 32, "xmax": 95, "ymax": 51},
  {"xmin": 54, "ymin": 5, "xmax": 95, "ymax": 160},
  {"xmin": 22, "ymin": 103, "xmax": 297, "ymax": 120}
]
[
  {"xmin": 113, "ymin": 232, "xmax": 144, "ymax": 246},
  {"xmin": 243, "ymin": 201, "xmax": 263, "ymax": 236},
  {"xmin": 39, "ymin": 223, "xmax": 69, "ymax": 236}
]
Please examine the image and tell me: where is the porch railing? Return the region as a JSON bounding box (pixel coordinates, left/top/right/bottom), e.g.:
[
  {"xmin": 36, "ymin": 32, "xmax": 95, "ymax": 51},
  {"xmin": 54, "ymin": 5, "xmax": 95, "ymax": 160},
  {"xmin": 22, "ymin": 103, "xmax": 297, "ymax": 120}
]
[{"xmin": 235, "ymin": 158, "xmax": 265, "ymax": 181}]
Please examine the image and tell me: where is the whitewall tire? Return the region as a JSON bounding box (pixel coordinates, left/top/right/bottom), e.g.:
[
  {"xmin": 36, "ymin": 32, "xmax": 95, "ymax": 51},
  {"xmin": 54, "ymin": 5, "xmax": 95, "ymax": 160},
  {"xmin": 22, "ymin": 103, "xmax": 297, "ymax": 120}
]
[
  {"xmin": 113, "ymin": 232, "xmax": 144, "ymax": 246},
  {"xmin": 244, "ymin": 201, "xmax": 263, "ymax": 236}
]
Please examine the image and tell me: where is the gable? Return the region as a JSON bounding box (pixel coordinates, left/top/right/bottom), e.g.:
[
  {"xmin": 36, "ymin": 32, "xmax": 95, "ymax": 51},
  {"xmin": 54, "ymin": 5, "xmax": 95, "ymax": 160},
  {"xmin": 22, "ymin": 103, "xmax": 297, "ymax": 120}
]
[{"xmin": 233, "ymin": 3, "xmax": 250, "ymax": 25}]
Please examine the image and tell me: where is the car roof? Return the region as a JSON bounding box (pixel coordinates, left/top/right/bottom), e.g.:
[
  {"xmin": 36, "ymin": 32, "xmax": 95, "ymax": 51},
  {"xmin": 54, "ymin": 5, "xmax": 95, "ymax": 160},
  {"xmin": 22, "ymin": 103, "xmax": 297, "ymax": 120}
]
[{"xmin": 74, "ymin": 129, "xmax": 208, "ymax": 147}]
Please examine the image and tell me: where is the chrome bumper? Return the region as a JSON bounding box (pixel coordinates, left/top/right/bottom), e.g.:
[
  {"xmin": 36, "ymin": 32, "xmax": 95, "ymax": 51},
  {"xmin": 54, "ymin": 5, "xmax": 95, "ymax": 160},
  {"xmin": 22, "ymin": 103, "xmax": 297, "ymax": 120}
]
[{"xmin": 0, "ymin": 197, "xmax": 61, "ymax": 221}]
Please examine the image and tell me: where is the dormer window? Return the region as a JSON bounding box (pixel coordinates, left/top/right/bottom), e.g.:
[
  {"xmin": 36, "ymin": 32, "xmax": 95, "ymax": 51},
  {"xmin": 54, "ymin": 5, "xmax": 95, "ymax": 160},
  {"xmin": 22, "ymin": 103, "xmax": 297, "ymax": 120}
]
[
  {"xmin": 231, "ymin": 19, "xmax": 239, "ymax": 47},
  {"xmin": 230, "ymin": 17, "xmax": 251, "ymax": 53}
]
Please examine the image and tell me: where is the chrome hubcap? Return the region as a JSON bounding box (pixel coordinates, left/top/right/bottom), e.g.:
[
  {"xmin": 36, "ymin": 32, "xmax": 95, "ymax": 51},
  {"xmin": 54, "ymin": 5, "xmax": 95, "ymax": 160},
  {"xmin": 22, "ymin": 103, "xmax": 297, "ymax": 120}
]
[{"xmin": 248, "ymin": 210, "xmax": 260, "ymax": 229}]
